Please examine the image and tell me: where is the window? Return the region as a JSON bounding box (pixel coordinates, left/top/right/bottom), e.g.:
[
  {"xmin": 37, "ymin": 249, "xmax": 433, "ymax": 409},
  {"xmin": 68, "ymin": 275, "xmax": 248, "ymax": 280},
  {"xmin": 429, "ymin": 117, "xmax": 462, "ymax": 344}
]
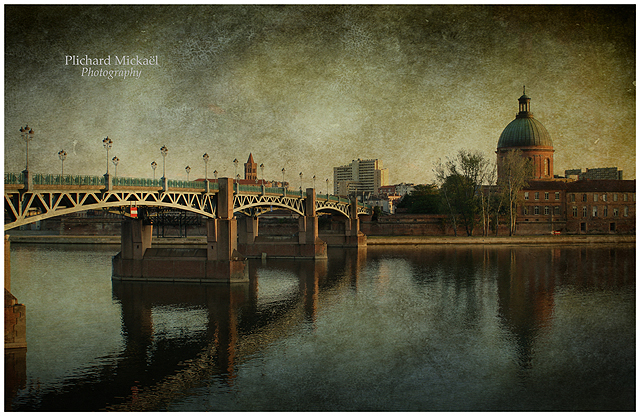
[
  {"xmin": 593, "ymin": 194, "xmax": 598, "ymax": 202},
  {"xmin": 624, "ymin": 193, "xmax": 628, "ymax": 202},
  {"xmin": 603, "ymin": 206, "xmax": 608, "ymax": 217},
  {"xmin": 572, "ymin": 206, "xmax": 578, "ymax": 217},
  {"xmin": 582, "ymin": 206, "xmax": 588, "ymax": 217},
  {"xmin": 570, "ymin": 194, "xmax": 575, "ymax": 202},
  {"xmin": 535, "ymin": 192, "xmax": 539, "ymax": 200},
  {"xmin": 602, "ymin": 193, "xmax": 607, "ymax": 202},
  {"xmin": 544, "ymin": 158, "xmax": 550, "ymax": 176},
  {"xmin": 534, "ymin": 206, "xmax": 540, "ymax": 215},
  {"xmin": 523, "ymin": 206, "xmax": 529, "ymax": 215},
  {"xmin": 613, "ymin": 208, "xmax": 619, "ymax": 217},
  {"xmin": 555, "ymin": 192, "xmax": 560, "ymax": 200},
  {"xmin": 524, "ymin": 192, "xmax": 529, "ymax": 200},
  {"xmin": 613, "ymin": 193, "xmax": 618, "ymax": 202},
  {"xmin": 554, "ymin": 206, "xmax": 561, "ymax": 215},
  {"xmin": 592, "ymin": 206, "xmax": 598, "ymax": 217},
  {"xmin": 624, "ymin": 206, "xmax": 629, "ymax": 217},
  {"xmin": 544, "ymin": 206, "xmax": 550, "ymax": 215},
  {"xmin": 582, "ymin": 194, "xmax": 587, "ymax": 202},
  {"xmin": 544, "ymin": 192, "xmax": 549, "ymax": 200}
]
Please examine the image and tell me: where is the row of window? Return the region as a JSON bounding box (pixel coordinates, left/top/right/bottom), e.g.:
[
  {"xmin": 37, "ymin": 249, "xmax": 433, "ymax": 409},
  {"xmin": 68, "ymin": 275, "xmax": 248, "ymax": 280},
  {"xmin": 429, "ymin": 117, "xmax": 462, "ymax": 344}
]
[
  {"xmin": 524, "ymin": 191, "xmax": 635, "ymax": 202},
  {"xmin": 523, "ymin": 205, "xmax": 630, "ymax": 218},
  {"xmin": 524, "ymin": 191, "xmax": 560, "ymax": 201}
]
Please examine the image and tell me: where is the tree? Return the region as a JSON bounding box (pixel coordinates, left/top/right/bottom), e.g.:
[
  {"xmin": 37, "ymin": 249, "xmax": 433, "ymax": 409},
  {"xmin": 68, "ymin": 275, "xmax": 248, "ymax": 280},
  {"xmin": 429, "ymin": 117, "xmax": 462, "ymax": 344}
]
[
  {"xmin": 435, "ymin": 150, "xmax": 493, "ymax": 236},
  {"xmin": 497, "ymin": 149, "xmax": 533, "ymax": 236},
  {"xmin": 396, "ymin": 184, "xmax": 442, "ymax": 214}
]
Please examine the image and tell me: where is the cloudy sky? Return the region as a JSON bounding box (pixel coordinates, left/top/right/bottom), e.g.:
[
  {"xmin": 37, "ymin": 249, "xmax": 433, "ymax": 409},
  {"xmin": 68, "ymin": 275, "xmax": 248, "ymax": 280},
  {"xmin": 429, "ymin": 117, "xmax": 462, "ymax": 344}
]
[{"xmin": 4, "ymin": 5, "xmax": 636, "ymax": 185}]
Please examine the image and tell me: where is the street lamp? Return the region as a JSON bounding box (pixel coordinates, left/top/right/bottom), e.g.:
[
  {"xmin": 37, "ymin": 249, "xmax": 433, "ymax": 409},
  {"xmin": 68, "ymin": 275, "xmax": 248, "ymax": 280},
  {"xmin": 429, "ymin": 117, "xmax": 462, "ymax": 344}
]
[
  {"xmin": 203, "ymin": 153, "xmax": 209, "ymax": 180},
  {"xmin": 102, "ymin": 137, "xmax": 113, "ymax": 174},
  {"xmin": 185, "ymin": 165, "xmax": 191, "ymax": 181},
  {"xmin": 281, "ymin": 168, "xmax": 285, "ymax": 188},
  {"xmin": 112, "ymin": 156, "xmax": 119, "ymax": 177},
  {"xmin": 233, "ymin": 158, "xmax": 239, "ymax": 181},
  {"xmin": 58, "ymin": 150, "xmax": 67, "ymax": 176},
  {"xmin": 299, "ymin": 172, "xmax": 303, "ymax": 191},
  {"xmin": 20, "ymin": 125, "xmax": 34, "ymax": 173},
  {"xmin": 160, "ymin": 145, "xmax": 168, "ymax": 179},
  {"xmin": 213, "ymin": 170, "xmax": 218, "ymax": 180},
  {"xmin": 260, "ymin": 163, "xmax": 264, "ymax": 184},
  {"xmin": 151, "ymin": 161, "xmax": 157, "ymax": 180},
  {"xmin": 313, "ymin": 175, "xmax": 316, "ymax": 190},
  {"xmin": 326, "ymin": 178, "xmax": 329, "ymax": 199}
]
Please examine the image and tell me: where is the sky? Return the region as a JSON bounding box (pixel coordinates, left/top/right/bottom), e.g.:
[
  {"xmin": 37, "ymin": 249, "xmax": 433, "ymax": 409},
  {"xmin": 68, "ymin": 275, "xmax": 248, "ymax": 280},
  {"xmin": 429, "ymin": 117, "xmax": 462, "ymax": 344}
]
[{"xmin": 4, "ymin": 5, "xmax": 636, "ymax": 186}]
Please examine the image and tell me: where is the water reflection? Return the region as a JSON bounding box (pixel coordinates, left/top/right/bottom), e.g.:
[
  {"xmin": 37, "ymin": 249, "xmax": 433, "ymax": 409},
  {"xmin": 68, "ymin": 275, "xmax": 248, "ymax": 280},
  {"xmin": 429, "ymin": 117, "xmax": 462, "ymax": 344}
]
[{"xmin": 6, "ymin": 244, "xmax": 635, "ymax": 411}]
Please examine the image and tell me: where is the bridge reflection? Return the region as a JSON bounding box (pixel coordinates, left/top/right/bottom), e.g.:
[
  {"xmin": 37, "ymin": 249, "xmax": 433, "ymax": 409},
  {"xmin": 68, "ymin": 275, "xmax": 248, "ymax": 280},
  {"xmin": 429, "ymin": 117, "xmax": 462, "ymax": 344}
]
[{"xmin": 4, "ymin": 248, "xmax": 366, "ymax": 411}]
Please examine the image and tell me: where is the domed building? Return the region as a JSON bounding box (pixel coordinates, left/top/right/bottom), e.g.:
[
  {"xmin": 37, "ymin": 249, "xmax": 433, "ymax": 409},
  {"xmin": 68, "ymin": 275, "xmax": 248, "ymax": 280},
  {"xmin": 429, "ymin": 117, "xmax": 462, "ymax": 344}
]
[{"xmin": 497, "ymin": 89, "xmax": 555, "ymax": 179}]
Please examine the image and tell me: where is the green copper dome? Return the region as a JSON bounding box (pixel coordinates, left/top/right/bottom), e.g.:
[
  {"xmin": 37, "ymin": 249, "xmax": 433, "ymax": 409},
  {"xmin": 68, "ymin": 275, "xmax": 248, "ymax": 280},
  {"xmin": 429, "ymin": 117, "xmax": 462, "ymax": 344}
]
[
  {"xmin": 498, "ymin": 116, "xmax": 552, "ymax": 148},
  {"xmin": 497, "ymin": 91, "xmax": 553, "ymax": 149}
]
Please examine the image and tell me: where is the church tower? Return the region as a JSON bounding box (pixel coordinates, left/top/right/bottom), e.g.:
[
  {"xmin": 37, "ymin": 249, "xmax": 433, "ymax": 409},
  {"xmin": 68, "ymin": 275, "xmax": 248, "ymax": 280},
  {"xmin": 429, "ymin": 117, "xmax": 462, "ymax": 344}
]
[{"xmin": 244, "ymin": 153, "xmax": 257, "ymax": 181}]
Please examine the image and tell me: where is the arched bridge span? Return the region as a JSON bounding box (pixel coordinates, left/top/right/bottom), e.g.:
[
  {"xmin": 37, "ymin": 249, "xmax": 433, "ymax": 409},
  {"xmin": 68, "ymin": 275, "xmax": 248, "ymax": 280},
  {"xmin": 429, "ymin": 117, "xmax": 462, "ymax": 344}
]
[{"xmin": 4, "ymin": 174, "xmax": 369, "ymax": 231}]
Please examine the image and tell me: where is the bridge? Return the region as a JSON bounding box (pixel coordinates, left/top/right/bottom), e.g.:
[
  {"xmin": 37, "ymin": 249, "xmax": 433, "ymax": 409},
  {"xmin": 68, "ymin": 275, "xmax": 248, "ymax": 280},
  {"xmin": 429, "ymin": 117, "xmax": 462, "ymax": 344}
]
[{"xmin": 5, "ymin": 172, "xmax": 371, "ymax": 281}]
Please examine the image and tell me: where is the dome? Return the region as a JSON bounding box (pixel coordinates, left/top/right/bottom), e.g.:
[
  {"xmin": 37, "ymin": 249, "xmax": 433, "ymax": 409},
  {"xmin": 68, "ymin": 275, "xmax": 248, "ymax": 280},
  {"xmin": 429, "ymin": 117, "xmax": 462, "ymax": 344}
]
[{"xmin": 497, "ymin": 116, "xmax": 553, "ymax": 148}]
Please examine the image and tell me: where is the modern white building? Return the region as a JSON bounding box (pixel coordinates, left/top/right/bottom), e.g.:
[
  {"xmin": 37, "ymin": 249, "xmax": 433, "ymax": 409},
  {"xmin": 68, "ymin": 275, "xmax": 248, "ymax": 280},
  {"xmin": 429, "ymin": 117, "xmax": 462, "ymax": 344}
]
[{"xmin": 333, "ymin": 159, "xmax": 389, "ymax": 196}]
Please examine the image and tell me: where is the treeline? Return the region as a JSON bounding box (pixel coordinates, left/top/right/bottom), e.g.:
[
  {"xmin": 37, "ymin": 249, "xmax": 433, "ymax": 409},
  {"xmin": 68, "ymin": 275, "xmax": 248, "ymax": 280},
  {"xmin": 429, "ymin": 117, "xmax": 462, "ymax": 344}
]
[{"xmin": 396, "ymin": 149, "xmax": 532, "ymax": 236}]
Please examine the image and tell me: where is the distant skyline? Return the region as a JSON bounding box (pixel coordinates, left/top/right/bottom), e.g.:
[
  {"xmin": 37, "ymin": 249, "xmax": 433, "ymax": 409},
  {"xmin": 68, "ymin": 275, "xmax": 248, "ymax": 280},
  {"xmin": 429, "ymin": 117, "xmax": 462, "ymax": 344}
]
[{"xmin": 4, "ymin": 5, "xmax": 636, "ymax": 186}]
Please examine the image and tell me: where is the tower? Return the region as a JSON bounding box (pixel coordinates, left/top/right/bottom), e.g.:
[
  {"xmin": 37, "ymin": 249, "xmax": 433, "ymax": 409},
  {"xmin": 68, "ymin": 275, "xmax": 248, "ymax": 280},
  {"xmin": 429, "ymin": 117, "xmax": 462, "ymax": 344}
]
[{"xmin": 244, "ymin": 153, "xmax": 257, "ymax": 181}]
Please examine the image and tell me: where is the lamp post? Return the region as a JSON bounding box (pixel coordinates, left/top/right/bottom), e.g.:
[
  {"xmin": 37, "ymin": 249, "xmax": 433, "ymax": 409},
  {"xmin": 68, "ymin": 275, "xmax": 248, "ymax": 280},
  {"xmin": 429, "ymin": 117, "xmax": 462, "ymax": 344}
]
[
  {"xmin": 20, "ymin": 125, "xmax": 34, "ymax": 173},
  {"xmin": 151, "ymin": 161, "xmax": 157, "ymax": 180},
  {"xmin": 102, "ymin": 137, "xmax": 113, "ymax": 174},
  {"xmin": 213, "ymin": 170, "xmax": 218, "ymax": 180},
  {"xmin": 281, "ymin": 168, "xmax": 285, "ymax": 188},
  {"xmin": 260, "ymin": 163, "xmax": 264, "ymax": 184},
  {"xmin": 160, "ymin": 146, "xmax": 168, "ymax": 179},
  {"xmin": 233, "ymin": 158, "xmax": 239, "ymax": 181},
  {"xmin": 58, "ymin": 150, "xmax": 67, "ymax": 176},
  {"xmin": 203, "ymin": 153, "xmax": 209, "ymax": 180},
  {"xmin": 326, "ymin": 178, "xmax": 329, "ymax": 199},
  {"xmin": 299, "ymin": 172, "xmax": 303, "ymax": 192},
  {"xmin": 313, "ymin": 175, "xmax": 316, "ymax": 190},
  {"xmin": 185, "ymin": 165, "xmax": 191, "ymax": 181},
  {"xmin": 112, "ymin": 156, "xmax": 119, "ymax": 177}
]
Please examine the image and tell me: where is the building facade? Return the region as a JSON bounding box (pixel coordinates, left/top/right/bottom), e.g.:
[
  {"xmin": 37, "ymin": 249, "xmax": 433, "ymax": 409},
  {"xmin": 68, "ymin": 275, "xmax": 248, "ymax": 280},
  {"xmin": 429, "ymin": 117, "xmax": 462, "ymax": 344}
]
[
  {"xmin": 333, "ymin": 158, "xmax": 389, "ymax": 196},
  {"xmin": 496, "ymin": 90, "xmax": 635, "ymax": 235}
]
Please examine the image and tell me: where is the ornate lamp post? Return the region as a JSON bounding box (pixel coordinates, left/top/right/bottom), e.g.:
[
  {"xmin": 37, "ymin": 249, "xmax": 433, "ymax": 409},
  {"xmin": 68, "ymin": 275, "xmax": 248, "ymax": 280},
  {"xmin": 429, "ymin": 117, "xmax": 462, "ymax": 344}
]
[
  {"xmin": 112, "ymin": 156, "xmax": 119, "ymax": 177},
  {"xmin": 299, "ymin": 172, "xmax": 303, "ymax": 192},
  {"xmin": 281, "ymin": 168, "xmax": 285, "ymax": 188},
  {"xmin": 102, "ymin": 137, "xmax": 113, "ymax": 174},
  {"xmin": 185, "ymin": 165, "xmax": 191, "ymax": 181},
  {"xmin": 203, "ymin": 153, "xmax": 209, "ymax": 180},
  {"xmin": 233, "ymin": 158, "xmax": 239, "ymax": 182},
  {"xmin": 313, "ymin": 175, "xmax": 316, "ymax": 190},
  {"xmin": 326, "ymin": 178, "xmax": 329, "ymax": 199},
  {"xmin": 160, "ymin": 146, "xmax": 168, "ymax": 179},
  {"xmin": 151, "ymin": 161, "xmax": 157, "ymax": 180},
  {"xmin": 20, "ymin": 125, "xmax": 34, "ymax": 174},
  {"xmin": 213, "ymin": 170, "xmax": 218, "ymax": 180},
  {"xmin": 260, "ymin": 163, "xmax": 264, "ymax": 184},
  {"xmin": 58, "ymin": 150, "xmax": 67, "ymax": 176}
]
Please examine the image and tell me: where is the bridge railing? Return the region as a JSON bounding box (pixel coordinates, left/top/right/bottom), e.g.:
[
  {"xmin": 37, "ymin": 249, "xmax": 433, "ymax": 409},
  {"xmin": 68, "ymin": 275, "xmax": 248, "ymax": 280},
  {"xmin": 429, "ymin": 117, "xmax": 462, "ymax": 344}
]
[
  {"xmin": 167, "ymin": 179, "xmax": 206, "ymax": 190},
  {"xmin": 5, "ymin": 172, "xmax": 24, "ymax": 184}
]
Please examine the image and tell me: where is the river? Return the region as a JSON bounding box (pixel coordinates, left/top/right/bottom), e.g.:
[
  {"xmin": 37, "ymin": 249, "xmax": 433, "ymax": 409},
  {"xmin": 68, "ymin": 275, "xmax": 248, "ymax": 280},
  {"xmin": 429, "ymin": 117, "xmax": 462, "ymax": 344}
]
[{"xmin": 5, "ymin": 243, "xmax": 635, "ymax": 411}]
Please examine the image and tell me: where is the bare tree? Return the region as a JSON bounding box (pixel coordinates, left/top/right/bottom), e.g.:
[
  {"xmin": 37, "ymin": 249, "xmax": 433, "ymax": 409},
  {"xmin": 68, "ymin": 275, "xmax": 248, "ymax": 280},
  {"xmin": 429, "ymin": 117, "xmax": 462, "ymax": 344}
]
[
  {"xmin": 497, "ymin": 149, "xmax": 533, "ymax": 236},
  {"xmin": 435, "ymin": 150, "xmax": 493, "ymax": 236}
]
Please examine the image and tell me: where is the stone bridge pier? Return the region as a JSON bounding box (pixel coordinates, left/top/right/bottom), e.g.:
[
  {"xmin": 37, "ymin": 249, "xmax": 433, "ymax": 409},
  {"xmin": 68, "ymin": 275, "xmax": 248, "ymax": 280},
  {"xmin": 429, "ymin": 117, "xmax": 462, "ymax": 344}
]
[
  {"xmin": 113, "ymin": 178, "xmax": 248, "ymax": 282},
  {"xmin": 238, "ymin": 188, "xmax": 328, "ymax": 260}
]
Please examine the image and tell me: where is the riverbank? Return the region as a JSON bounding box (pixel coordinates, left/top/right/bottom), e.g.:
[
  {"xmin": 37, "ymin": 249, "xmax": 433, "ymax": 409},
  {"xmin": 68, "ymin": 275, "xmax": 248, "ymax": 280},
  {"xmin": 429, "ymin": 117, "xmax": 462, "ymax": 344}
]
[
  {"xmin": 5, "ymin": 233, "xmax": 635, "ymax": 246},
  {"xmin": 367, "ymin": 234, "xmax": 635, "ymax": 245}
]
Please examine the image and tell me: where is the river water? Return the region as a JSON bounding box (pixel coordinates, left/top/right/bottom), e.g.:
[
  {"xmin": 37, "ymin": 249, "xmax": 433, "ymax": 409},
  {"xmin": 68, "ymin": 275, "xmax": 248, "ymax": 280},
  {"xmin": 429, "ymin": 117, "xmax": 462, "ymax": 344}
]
[{"xmin": 6, "ymin": 243, "xmax": 635, "ymax": 411}]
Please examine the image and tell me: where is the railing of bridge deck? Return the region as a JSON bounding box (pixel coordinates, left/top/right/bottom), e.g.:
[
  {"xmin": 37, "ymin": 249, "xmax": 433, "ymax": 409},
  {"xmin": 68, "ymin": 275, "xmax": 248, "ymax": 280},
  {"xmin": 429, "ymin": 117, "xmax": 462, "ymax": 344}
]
[{"xmin": 167, "ymin": 179, "xmax": 206, "ymax": 190}]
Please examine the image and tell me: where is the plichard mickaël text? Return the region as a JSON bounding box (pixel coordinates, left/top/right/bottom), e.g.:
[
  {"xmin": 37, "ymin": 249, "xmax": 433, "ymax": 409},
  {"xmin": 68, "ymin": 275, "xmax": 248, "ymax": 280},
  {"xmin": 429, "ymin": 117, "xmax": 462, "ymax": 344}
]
[{"xmin": 65, "ymin": 55, "xmax": 159, "ymax": 80}]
